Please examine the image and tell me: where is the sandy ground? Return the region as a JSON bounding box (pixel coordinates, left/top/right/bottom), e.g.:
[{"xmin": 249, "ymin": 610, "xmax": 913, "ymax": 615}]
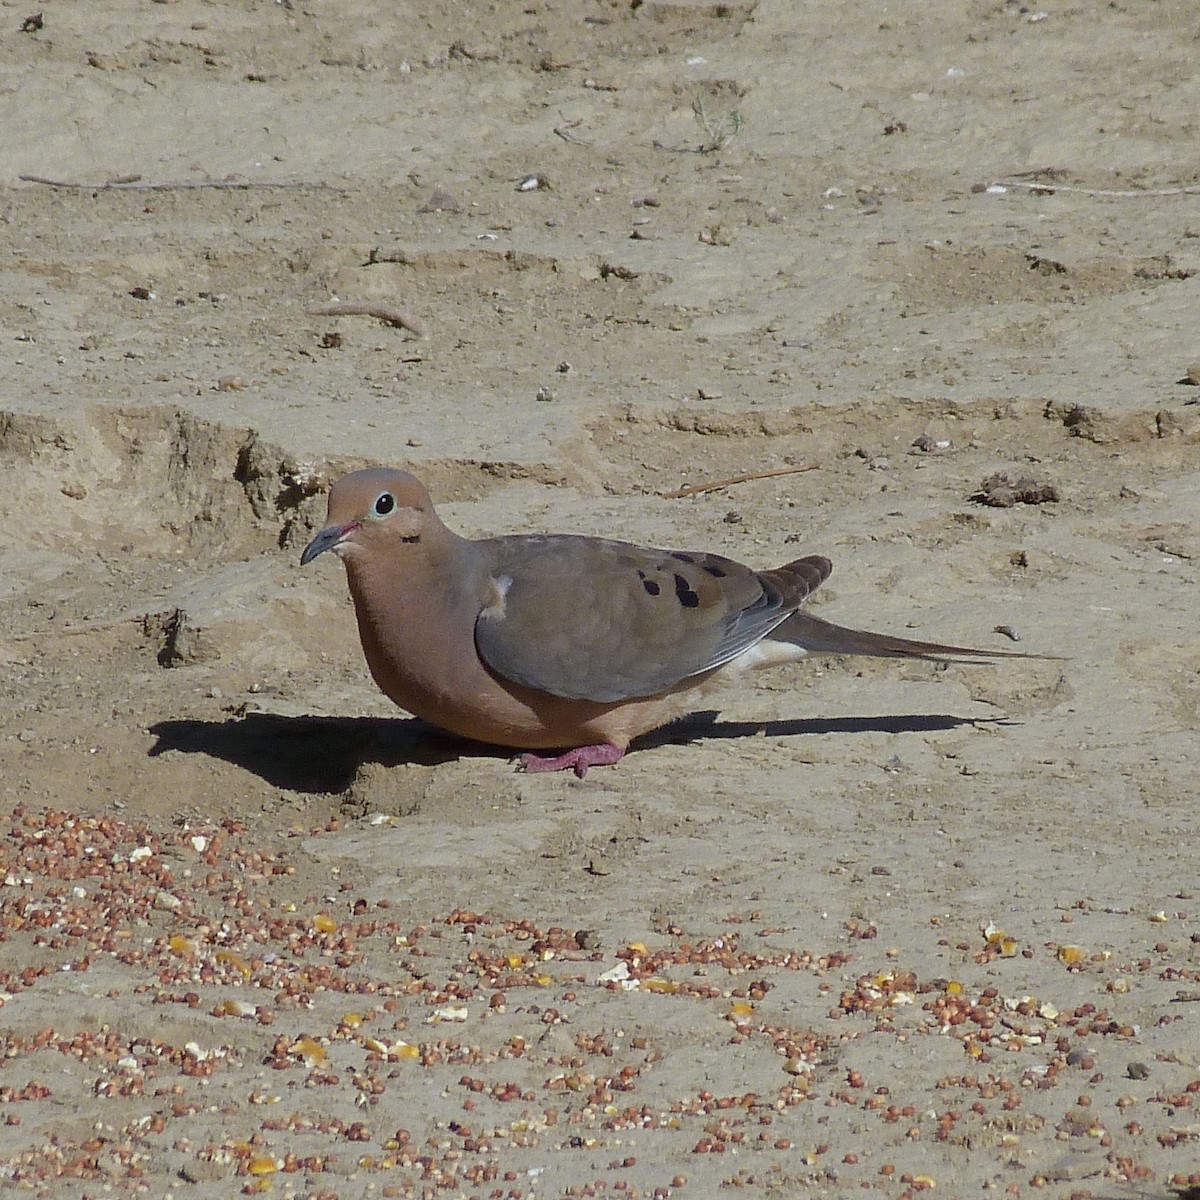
[{"xmin": 3, "ymin": 1, "xmax": 1200, "ymax": 1197}]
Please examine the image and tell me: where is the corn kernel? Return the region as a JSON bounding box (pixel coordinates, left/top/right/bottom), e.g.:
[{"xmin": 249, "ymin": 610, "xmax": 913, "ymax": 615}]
[
  {"xmin": 215, "ymin": 950, "xmax": 252, "ymax": 976},
  {"xmin": 427, "ymin": 1004, "xmax": 468, "ymax": 1023},
  {"xmin": 292, "ymin": 1037, "xmax": 325, "ymax": 1066},
  {"xmin": 341, "ymin": 1012, "xmax": 364, "ymax": 1029},
  {"xmin": 1057, "ymin": 944, "xmax": 1085, "ymax": 965},
  {"xmin": 643, "ymin": 977, "xmax": 679, "ymax": 994},
  {"xmin": 313, "ymin": 913, "xmax": 337, "ymax": 934},
  {"xmin": 505, "ymin": 953, "xmax": 525, "ymax": 968},
  {"xmin": 945, "ymin": 980, "xmax": 963, "ymax": 995},
  {"xmin": 169, "ymin": 935, "xmax": 196, "ymax": 956},
  {"xmin": 217, "ymin": 998, "xmax": 256, "ymax": 1018},
  {"xmin": 248, "ymin": 1156, "xmax": 280, "ymax": 1176}
]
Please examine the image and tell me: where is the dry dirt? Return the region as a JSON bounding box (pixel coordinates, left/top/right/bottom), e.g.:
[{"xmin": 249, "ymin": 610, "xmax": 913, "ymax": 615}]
[{"xmin": 2, "ymin": 1, "xmax": 1200, "ymax": 1197}]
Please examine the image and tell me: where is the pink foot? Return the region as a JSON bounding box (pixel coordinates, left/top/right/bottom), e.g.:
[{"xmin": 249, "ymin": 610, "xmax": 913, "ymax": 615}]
[{"xmin": 519, "ymin": 743, "xmax": 626, "ymax": 778}]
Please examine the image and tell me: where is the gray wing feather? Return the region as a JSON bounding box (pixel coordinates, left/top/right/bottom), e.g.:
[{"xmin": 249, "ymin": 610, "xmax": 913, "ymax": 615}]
[{"xmin": 474, "ymin": 536, "xmax": 797, "ymax": 703}]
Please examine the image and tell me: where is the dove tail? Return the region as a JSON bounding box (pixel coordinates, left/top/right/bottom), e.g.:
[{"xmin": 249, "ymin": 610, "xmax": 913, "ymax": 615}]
[
  {"xmin": 767, "ymin": 555, "xmax": 1051, "ymax": 659},
  {"xmin": 775, "ymin": 610, "xmax": 1044, "ymax": 660}
]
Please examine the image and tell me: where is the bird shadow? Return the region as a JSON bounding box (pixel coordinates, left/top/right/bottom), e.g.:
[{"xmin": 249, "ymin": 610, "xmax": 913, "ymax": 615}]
[
  {"xmin": 147, "ymin": 713, "xmax": 476, "ymax": 794},
  {"xmin": 639, "ymin": 710, "xmax": 1009, "ymax": 752},
  {"xmin": 147, "ymin": 709, "xmax": 1006, "ymax": 794}
]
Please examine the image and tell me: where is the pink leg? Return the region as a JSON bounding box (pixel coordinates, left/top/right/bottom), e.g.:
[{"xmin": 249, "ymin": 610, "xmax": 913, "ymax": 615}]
[{"xmin": 519, "ymin": 743, "xmax": 626, "ymax": 778}]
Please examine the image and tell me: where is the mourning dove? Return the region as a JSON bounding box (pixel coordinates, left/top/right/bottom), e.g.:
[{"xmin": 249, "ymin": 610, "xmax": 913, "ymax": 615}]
[{"xmin": 301, "ymin": 467, "xmax": 1038, "ymax": 776}]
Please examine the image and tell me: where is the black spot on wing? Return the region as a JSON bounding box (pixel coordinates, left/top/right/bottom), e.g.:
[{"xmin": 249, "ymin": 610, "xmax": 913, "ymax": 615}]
[
  {"xmin": 643, "ymin": 579, "xmax": 661, "ymax": 596},
  {"xmin": 673, "ymin": 573, "xmax": 701, "ymax": 608},
  {"xmin": 703, "ymin": 564, "xmax": 727, "ymax": 578},
  {"xmin": 671, "ymin": 552, "xmax": 696, "ymax": 564}
]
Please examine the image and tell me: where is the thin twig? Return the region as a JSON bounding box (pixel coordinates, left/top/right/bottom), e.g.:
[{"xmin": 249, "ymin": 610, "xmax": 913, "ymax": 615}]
[
  {"xmin": 306, "ymin": 302, "xmax": 428, "ymax": 339},
  {"xmin": 989, "ymin": 177, "xmax": 1200, "ymax": 198},
  {"xmin": 661, "ymin": 463, "xmax": 818, "ymax": 499},
  {"xmin": 553, "ymin": 120, "xmax": 590, "ymax": 146},
  {"xmin": 5, "ymin": 614, "xmax": 143, "ymax": 643},
  {"xmin": 19, "ymin": 173, "xmax": 341, "ymax": 191}
]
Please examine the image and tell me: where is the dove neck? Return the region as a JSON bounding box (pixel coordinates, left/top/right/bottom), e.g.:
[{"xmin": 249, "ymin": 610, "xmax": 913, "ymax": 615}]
[{"xmin": 341, "ymin": 527, "xmax": 485, "ymax": 697}]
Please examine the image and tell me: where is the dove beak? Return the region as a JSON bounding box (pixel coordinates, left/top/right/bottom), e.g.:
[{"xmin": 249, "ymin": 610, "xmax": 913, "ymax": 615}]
[{"xmin": 300, "ymin": 521, "xmax": 358, "ymax": 566}]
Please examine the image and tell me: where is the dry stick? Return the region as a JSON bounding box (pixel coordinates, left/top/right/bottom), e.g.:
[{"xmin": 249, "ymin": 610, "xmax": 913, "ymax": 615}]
[
  {"xmin": 305, "ymin": 302, "xmax": 428, "ymax": 339},
  {"xmin": 18, "ymin": 173, "xmax": 339, "ymax": 191},
  {"xmin": 990, "ymin": 177, "xmax": 1200, "ymax": 198},
  {"xmin": 661, "ymin": 463, "xmax": 818, "ymax": 499},
  {"xmin": 6, "ymin": 614, "xmax": 144, "ymax": 643},
  {"xmin": 553, "ymin": 121, "xmax": 590, "ymax": 146}
]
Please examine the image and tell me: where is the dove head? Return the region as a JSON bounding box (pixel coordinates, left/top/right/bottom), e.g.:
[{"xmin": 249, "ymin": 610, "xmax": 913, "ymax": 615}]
[{"xmin": 300, "ymin": 468, "xmax": 440, "ymax": 567}]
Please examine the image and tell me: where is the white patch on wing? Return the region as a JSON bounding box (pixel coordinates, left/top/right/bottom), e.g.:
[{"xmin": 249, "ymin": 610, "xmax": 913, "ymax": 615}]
[
  {"xmin": 480, "ymin": 574, "xmax": 512, "ymax": 620},
  {"xmin": 727, "ymin": 640, "xmax": 809, "ymax": 673}
]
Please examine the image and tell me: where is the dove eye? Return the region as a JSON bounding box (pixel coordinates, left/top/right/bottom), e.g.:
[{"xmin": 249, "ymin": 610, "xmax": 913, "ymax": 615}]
[{"xmin": 372, "ymin": 491, "xmax": 396, "ymax": 517}]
